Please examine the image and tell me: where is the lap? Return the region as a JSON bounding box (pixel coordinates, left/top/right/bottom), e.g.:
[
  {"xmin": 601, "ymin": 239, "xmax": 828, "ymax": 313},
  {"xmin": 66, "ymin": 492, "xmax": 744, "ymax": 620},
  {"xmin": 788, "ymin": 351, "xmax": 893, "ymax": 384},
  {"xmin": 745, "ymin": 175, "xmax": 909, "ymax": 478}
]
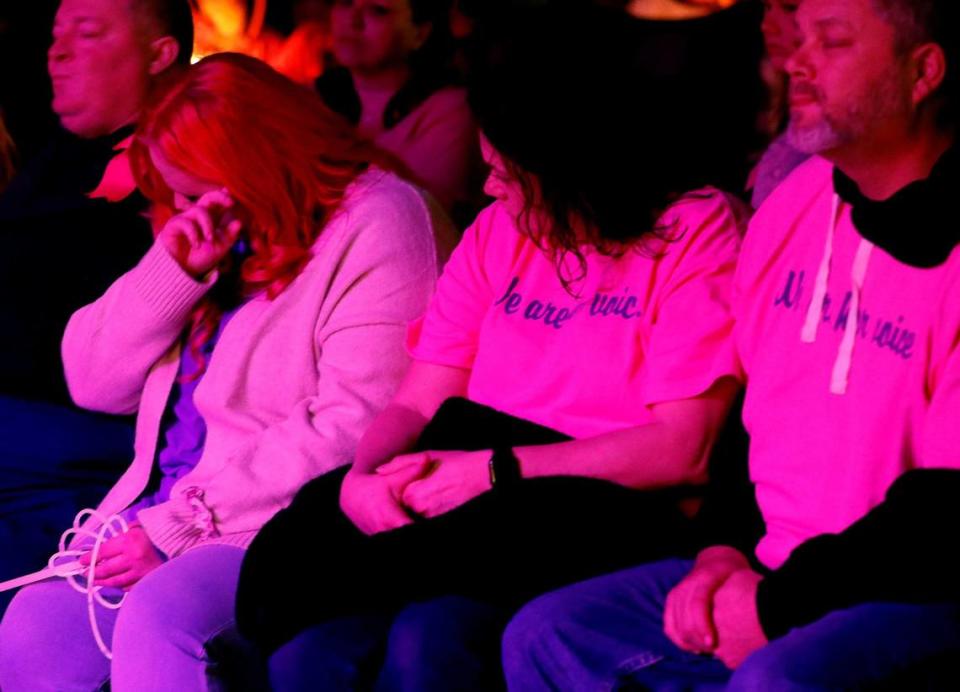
[
  {"xmin": 111, "ymin": 545, "xmax": 256, "ymax": 691},
  {"xmin": 0, "ymin": 578, "xmax": 122, "ymax": 691},
  {"xmin": 731, "ymin": 601, "xmax": 960, "ymax": 691},
  {"xmin": 239, "ymin": 466, "xmax": 694, "ymax": 652},
  {"xmin": 503, "ymin": 558, "xmax": 732, "ymax": 691},
  {"xmin": 2, "ymin": 545, "xmax": 244, "ymax": 651},
  {"xmin": 270, "ymin": 596, "xmax": 507, "ymax": 692},
  {"xmin": 116, "ymin": 544, "xmax": 245, "ymax": 637}
]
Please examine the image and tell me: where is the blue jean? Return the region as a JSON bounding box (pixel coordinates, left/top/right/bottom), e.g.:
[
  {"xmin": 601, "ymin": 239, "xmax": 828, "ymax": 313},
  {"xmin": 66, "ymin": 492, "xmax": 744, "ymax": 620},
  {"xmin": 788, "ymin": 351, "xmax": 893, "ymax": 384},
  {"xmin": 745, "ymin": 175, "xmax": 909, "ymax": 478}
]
[
  {"xmin": 269, "ymin": 595, "xmax": 507, "ymax": 691},
  {"xmin": 0, "ymin": 544, "xmax": 267, "ymax": 692},
  {"xmin": 0, "ymin": 395, "xmax": 133, "ymax": 615},
  {"xmin": 502, "ymin": 558, "xmax": 960, "ymax": 691}
]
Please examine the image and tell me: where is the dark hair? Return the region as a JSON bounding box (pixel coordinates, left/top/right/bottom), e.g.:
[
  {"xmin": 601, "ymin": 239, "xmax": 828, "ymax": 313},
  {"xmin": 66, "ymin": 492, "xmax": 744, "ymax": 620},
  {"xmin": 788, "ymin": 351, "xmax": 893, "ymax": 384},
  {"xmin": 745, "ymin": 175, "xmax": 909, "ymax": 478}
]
[
  {"xmin": 467, "ymin": 4, "xmax": 715, "ymax": 279},
  {"xmin": 872, "ymin": 0, "xmax": 958, "ymax": 129},
  {"xmin": 409, "ymin": 0, "xmax": 451, "ymax": 25},
  {"xmin": 134, "ymin": 0, "xmax": 196, "ymax": 67},
  {"xmin": 407, "ymin": 0, "xmax": 456, "ymax": 81}
]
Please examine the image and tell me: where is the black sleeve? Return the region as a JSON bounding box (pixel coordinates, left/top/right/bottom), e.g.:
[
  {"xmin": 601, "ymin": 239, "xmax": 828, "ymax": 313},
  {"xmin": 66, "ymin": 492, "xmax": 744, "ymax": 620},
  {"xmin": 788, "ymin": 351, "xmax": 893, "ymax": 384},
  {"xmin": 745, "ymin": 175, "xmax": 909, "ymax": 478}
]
[
  {"xmin": 235, "ymin": 465, "xmax": 357, "ymax": 653},
  {"xmin": 692, "ymin": 394, "xmax": 765, "ymax": 561},
  {"xmin": 756, "ymin": 468, "xmax": 960, "ymax": 640}
]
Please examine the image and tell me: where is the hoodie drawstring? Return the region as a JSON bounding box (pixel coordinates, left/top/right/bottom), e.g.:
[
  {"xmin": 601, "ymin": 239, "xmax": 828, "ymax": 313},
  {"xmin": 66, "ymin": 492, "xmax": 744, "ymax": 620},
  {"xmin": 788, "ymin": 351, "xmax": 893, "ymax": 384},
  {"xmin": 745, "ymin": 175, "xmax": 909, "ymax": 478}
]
[
  {"xmin": 800, "ymin": 193, "xmax": 874, "ymax": 395},
  {"xmin": 801, "ymin": 194, "xmax": 841, "ymax": 343}
]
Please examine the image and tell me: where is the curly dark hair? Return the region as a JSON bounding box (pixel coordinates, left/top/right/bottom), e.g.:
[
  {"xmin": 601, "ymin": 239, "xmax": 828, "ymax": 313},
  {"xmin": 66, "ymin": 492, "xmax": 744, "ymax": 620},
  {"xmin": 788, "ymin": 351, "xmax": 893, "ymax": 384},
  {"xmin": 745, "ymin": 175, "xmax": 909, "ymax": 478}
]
[{"xmin": 467, "ymin": 3, "xmax": 717, "ymax": 287}]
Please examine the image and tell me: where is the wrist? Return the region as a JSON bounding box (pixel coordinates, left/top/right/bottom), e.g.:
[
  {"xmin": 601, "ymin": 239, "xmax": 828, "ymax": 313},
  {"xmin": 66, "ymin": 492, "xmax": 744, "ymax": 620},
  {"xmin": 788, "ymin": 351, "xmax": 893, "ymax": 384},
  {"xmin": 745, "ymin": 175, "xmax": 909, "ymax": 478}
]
[{"xmin": 696, "ymin": 545, "xmax": 750, "ymax": 571}]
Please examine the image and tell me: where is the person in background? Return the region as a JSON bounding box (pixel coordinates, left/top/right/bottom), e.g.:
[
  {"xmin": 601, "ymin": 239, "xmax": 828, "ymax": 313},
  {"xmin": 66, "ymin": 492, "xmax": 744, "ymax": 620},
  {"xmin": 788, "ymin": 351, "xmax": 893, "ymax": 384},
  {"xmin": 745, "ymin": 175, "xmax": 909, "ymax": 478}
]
[
  {"xmin": 0, "ymin": 52, "xmax": 453, "ymax": 691},
  {"xmin": 748, "ymin": 0, "xmax": 808, "ymax": 208},
  {"xmin": 237, "ymin": 5, "xmax": 745, "ymax": 690},
  {"xmin": 317, "ymin": 0, "xmax": 483, "ymax": 223},
  {"xmin": 503, "ymin": 0, "xmax": 960, "ymax": 689},
  {"xmin": 0, "ymin": 0, "xmax": 194, "ymax": 617}
]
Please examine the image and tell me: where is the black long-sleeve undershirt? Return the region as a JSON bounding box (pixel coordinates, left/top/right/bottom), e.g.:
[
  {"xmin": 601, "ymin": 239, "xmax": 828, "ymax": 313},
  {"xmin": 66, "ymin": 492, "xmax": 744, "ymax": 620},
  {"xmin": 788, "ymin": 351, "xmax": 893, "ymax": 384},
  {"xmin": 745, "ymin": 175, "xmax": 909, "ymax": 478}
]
[{"xmin": 756, "ymin": 468, "xmax": 960, "ymax": 639}]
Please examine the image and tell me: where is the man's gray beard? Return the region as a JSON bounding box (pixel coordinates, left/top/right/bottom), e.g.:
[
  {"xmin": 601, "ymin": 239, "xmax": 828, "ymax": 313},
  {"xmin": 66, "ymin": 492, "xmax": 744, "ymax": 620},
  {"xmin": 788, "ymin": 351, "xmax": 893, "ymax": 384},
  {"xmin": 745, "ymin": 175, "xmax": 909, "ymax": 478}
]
[{"xmin": 786, "ymin": 117, "xmax": 846, "ymax": 154}]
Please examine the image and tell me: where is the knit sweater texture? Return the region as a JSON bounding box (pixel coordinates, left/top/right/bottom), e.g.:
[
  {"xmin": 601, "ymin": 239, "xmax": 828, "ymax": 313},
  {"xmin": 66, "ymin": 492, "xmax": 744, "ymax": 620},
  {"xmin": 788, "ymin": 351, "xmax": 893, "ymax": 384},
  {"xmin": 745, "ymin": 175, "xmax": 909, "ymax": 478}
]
[{"xmin": 62, "ymin": 169, "xmax": 455, "ymax": 558}]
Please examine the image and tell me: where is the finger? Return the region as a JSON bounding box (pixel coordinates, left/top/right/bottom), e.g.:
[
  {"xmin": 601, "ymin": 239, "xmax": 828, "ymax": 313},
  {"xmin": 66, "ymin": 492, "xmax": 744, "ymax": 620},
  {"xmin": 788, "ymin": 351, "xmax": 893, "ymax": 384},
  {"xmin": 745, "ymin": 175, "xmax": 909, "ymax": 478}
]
[
  {"xmin": 223, "ymin": 219, "xmax": 243, "ymax": 244},
  {"xmin": 374, "ymin": 502, "xmax": 415, "ymax": 534},
  {"xmin": 678, "ymin": 581, "xmax": 717, "ymax": 651},
  {"xmin": 663, "ymin": 589, "xmax": 680, "ymax": 647},
  {"xmin": 402, "ymin": 479, "xmax": 448, "ymax": 519},
  {"xmin": 93, "ymin": 536, "xmax": 126, "ymax": 560},
  {"xmin": 396, "ymin": 464, "xmax": 436, "ymax": 496},
  {"xmin": 95, "ymin": 570, "xmax": 136, "ymax": 590},
  {"xmin": 185, "ymin": 207, "xmax": 215, "ymax": 244},
  {"xmin": 199, "ymin": 188, "xmax": 233, "ymax": 209},
  {"xmin": 666, "ymin": 587, "xmax": 701, "ymax": 653},
  {"xmin": 90, "ymin": 558, "xmax": 130, "ymax": 582},
  {"xmin": 400, "ymin": 479, "xmax": 425, "ymax": 513},
  {"xmin": 418, "ymin": 499, "xmax": 449, "ymax": 519},
  {"xmin": 377, "ymin": 452, "xmax": 431, "ymax": 475},
  {"xmin": 689, "ymin": 583, "xmax": 718, "ymax": 650},
  {"xmin": 715, "ymin": 647, "xmax": 737, "ymax": 670},
  {"xmin": 168, "ymin": 216, "xmax": 203, "ymax": 249}
]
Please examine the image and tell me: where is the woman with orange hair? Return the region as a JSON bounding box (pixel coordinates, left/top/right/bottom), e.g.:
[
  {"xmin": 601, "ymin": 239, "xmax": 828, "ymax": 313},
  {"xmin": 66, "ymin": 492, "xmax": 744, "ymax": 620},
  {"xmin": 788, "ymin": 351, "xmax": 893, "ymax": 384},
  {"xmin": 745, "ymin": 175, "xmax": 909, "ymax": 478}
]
[{"xmin": 0, "ymin": 52, "xmax": 454, "ymax": 691}]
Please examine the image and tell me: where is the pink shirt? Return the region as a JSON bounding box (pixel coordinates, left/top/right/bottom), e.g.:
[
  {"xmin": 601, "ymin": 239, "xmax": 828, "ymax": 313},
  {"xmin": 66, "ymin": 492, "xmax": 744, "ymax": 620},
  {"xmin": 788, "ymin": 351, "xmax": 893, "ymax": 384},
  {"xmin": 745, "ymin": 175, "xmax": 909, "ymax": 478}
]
[
  {"xmin": 736, "ymin": 156, "xmax": 960, "ymax": 569},
  {"xmin": 373, "ymin": 87, "xmax": 483, "ymax": 215},
  {"xmin": 408, "ymin": 191, "xmax": 743, "ymax": 439}
]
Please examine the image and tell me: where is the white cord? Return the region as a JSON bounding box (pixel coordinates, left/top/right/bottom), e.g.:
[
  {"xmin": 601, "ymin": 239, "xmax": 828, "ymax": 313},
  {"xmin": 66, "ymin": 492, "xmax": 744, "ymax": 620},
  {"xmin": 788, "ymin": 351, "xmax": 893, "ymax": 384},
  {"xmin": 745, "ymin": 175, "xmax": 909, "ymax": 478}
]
[
  {"xmin": 50, "ymin": 509, "xmax": 129, "ymax": 660},
  {"xmin": 0, "ymin": 509, "xmax": 129, "ymax": 659}
]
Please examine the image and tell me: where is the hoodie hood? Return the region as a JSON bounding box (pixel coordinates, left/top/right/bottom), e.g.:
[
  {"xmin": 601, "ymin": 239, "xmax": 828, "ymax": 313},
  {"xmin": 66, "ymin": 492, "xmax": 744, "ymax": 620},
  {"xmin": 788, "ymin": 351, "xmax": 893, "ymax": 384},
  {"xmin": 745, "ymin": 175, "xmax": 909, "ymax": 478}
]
[{"xmin": 833, "ymin": 144, "xmax": 960, "ymax": 268}]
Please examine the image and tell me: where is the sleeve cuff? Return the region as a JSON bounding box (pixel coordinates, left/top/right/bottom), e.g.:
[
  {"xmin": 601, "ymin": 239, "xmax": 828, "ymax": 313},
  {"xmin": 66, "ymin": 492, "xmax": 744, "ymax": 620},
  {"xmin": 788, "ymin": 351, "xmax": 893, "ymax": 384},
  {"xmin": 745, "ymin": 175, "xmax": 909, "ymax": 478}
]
[{"xmin": 132, "ymin": 242, "xmax": 217, "ymax": 325}]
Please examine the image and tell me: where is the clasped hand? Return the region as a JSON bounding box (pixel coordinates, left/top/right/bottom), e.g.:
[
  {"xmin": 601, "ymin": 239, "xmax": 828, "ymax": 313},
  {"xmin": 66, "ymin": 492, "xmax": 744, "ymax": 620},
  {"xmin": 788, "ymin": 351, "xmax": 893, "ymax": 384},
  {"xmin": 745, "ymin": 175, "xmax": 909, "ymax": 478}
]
[
  {"xmin": 663, "ymin": 547, "xmax": 768, "ymax": 669},
  {"xmin": 340, "ymin": 449, "xmax": 492, "ymax": 535}
]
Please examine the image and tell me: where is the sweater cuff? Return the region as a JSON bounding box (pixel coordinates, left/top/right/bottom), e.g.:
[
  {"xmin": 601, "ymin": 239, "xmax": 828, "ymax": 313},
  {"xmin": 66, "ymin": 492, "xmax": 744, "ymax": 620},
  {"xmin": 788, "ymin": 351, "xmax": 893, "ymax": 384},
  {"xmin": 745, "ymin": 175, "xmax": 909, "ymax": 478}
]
[
  {"xmin": 137, "ymin": 498, "xmax": 208, "ymax": 558},
  {"xmin": 133, "ymin": 242, "xmax": 217, "ymax": 325}
]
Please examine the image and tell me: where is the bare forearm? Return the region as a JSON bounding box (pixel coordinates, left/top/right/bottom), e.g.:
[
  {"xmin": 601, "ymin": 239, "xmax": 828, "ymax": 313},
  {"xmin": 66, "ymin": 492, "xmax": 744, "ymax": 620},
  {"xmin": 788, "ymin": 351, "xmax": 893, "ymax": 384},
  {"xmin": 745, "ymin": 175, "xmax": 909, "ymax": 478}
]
[
  {"xmin": 513, "ymin": 420, "xmax": 711, "ymax": 489},
  {"xmin": 513, "ymin": 378, "xmax": 739, "ymax": 490},
  {"xmin": 351, "ymin": 360, "xmax": 471, "ymax": 474},
  {"xmin": 352, "ymin": 403, "xmax": 429, "ymax": 474}
]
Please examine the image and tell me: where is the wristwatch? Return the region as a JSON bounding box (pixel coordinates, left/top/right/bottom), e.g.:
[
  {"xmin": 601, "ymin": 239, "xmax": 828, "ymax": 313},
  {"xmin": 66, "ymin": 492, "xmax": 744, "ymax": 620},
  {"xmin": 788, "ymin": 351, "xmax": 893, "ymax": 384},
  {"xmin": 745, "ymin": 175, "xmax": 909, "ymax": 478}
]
[{"xmin": 489, "ymin": 446, "xmax": 522, "ymax": 490}]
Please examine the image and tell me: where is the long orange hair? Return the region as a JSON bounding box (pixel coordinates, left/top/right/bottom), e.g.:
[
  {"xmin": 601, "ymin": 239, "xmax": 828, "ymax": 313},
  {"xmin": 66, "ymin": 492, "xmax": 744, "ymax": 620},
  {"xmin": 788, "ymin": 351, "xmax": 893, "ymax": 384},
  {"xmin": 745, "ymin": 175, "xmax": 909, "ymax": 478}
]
[{"xmin": 129, "ymin": 52, "xmax": 384, "ymax": 369}]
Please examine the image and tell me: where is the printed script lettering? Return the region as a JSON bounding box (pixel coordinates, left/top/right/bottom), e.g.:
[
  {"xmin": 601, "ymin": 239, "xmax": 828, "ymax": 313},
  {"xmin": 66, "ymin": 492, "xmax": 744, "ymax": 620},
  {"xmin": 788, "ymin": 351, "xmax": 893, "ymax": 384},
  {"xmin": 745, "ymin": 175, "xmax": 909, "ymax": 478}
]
[
  {"xmin": 494, "ymin": 276, "xmax": 642, "ymax": 330},
  {"xmin": 773, "ymin": 270, "xmax": 915, "ymax": 360}
]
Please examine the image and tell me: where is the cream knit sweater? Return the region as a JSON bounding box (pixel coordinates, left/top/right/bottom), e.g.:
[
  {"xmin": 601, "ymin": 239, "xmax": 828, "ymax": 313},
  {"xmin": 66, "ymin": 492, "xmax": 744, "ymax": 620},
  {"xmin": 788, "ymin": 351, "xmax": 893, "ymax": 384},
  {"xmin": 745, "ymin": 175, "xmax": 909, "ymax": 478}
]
[{"xmin": 62, "ymin": 169, "xmax": 456, "ymax": 558}]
